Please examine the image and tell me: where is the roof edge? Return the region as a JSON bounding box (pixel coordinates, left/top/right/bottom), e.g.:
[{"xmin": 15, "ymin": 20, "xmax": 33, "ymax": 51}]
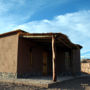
[
  {"xmin": 0, "ymin": 29, "xmax": 28, "ymax": 37},
  {"xmin": 76, "ymin": 44, "xmax": 83, "ymax": 49}
]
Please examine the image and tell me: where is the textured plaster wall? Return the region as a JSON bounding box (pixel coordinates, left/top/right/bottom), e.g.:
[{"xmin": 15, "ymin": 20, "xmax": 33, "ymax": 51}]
[
  {"xmin": 81, "ymin": 63, "xmax": 90, "ymax": 74},
  {"xmin": 72, "ymin": 49, "xmax": 81, "ymax": 73},
  {"xmin": 17, "ymin": 38, "xmax": 43, "ymax": 74},
  {"xmin": 56, "ymin": 51, "xmax": 66, "ymax": 72},
  {"xmin": 0, "ymin": 34, "xmax": 19, "ymax": 73}
]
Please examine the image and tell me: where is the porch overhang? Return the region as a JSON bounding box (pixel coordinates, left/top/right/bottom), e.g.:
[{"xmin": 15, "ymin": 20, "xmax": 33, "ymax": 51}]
[{"xmin": 20, "ymin": 33, "xmax": 82, "ymax": 49}]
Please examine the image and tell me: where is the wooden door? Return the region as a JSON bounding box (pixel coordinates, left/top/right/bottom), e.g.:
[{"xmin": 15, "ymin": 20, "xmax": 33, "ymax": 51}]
[{"xmin": 43, "ymin": 52, "xmax": 47, "ymax": 75}]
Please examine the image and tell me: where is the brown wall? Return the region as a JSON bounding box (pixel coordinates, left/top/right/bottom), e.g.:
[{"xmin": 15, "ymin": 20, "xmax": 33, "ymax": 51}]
[
  {"xmin": 56, "ymin": 50, "xmax": 66, "ymax": 73},
  {"xmin": 17, "ymin": 38, "xmax": 81, "ymax": 75},
  {"xmin": 0, "ymin": 34, "xmax": 19, "ymax": 73},
  {"xmin": 71, "ymin": 48, "xmax": 81, "ymax": 73},
  {"xmin": 47, "ymin": 48, "xmax": 68, "ymax": 74},
  {"xmin": 56, "ymin": 48, "xmax": 81, "ymax": 74},
  {"xmin": 81, "ymin": 63, "xmax": 90, "ymax": 74},
  {"xmin": 17, "ymin": 38, "xmax": 43, "ymax": 74}
]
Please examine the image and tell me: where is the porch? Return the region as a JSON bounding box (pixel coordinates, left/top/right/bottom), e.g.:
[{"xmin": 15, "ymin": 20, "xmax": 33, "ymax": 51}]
[
  {"xmin": 0, "ymin": 73, "xmax": 88, "ymax": 88},
  {"xmin": 17, "ymin": 33, "xmax": 81, "ymax": 81}
]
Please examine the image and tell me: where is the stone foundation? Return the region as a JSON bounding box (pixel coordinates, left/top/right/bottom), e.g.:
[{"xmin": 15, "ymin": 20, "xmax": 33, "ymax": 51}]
[
  {"xmin": 0, "ymin": 72, "xmax": 17, "ymax": 79},
  {"xmin": 17, "ymin": 72, "xmax": 42, "ymax": 78},
  {"xmin": 0, "ymin": 72, "xmax": 42, "ymax": 79},
  {"xmin": 0, "ymin": 72, "xmax": 81, "ymax": 79}
]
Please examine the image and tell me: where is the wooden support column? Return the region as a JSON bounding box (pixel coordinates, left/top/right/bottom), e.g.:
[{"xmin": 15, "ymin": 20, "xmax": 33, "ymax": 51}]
[{"xmin": 52, "ymin": 35, "xmax": 57, "ymax": 82}]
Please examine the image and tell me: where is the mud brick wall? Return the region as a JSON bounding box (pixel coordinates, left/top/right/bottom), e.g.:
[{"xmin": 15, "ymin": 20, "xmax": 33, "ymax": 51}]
[
  {"xmin": 71, "ymin": 49, "xmax": 81, "ymax": 73},
  {"xmin": 0, "ymin": 34, "xmax": 19, "ymax": 73},
  {"xmin": 81, "ymin": 63, "xmax": 90, "ymax": 74}
]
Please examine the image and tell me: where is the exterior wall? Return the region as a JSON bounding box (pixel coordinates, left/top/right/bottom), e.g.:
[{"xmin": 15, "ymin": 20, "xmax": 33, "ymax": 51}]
[
  {"xmin": 55, "ymin": 48, "xmax": 81, "ymax": 76},
  {"xmin": 56, "ymin": 50, "xmax": 66, "ymax": 73},
  {"xmin": 17, "ymin": 38, "xmax": 43, "ymax": 77},
  {"xmin": 81, "ymin": 63, "xmax": 90, "ymax": 74},
  {"xmin": 47, "ymin": 51, "xmax": 52, "ymax": 75},
  {"xmin": 0, "ymin": 34, "xmax": 19, "ymax": 78},
  {"xmin": 56, "ymin": 49, "xmax": 73, "ymax": 76},
  {"xmin": 17, "ymin": 37, "xmax": 81, "ymax": 77},
  {"xmin": 47, "ymin": 48, "xmax": 73, "ymax": 76},
  {"xmin": 71, "ymin": 48, "xmax": 81, "ymax": 74}
]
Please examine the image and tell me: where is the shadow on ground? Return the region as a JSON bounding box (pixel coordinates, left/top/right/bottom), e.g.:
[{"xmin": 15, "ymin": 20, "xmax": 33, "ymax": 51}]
[{"xmin": 49, "ymin": 76, "xmax": 90, "ymax": 90}]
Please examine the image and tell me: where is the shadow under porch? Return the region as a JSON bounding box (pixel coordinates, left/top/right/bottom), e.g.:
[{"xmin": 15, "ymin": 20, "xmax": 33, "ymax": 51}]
[{"xmin": 17, "ymin": 36, "xmax": 74, "ymax": 79}]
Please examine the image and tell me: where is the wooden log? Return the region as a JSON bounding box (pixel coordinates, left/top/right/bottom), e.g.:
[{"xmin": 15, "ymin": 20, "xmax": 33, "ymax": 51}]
[
  {"xmin": 52, "ymin": 35, "xmax": 57, "ymax": 82},
  {"xmin": 57, "ymin": 38, "xmax": 71, "ymax": 48}
]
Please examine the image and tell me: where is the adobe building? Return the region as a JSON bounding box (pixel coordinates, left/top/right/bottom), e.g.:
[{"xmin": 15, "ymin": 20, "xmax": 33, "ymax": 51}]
[{"xmin": 0, "ymin": 30, "xmax": 82, "ymax": 81}]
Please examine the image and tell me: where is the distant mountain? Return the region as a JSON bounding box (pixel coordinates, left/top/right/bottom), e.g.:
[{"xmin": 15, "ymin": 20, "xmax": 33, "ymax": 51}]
[{"xmin": 81, "ymin": 51, "xmax": 90, "ymax": 59}]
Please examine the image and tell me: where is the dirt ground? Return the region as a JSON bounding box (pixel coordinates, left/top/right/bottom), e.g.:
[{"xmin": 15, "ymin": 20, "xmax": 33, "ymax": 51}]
[{"xmin": 0, "ymin": 76, "xmax": 90, "ymax": 90}]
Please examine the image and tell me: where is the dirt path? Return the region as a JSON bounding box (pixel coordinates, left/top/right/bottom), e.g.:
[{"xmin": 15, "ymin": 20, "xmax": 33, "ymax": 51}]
[{"xmin": 0, "ymin": 76, "xmax": 90, "ymax": 90}]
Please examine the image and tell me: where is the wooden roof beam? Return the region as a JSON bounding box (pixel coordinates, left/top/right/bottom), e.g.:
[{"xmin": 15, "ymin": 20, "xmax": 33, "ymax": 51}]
[
  {"xmin": 22, "ymin": 35, "xmax": 52, "ymax": 39},
  {"xmin": 57, "ymin": 38, "xmax": 72, "ymax": 49}
]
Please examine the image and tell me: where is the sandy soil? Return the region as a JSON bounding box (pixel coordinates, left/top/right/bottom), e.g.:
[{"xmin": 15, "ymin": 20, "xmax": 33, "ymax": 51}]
[{"xmin": 0, "ymin": 76, "xmax": 90, "ymax": 90}]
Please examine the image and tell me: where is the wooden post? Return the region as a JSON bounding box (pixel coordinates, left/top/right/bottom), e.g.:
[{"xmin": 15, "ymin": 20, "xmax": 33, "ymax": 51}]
[{"xmin": 52, "ymin": 35, "xmax": 57, "ymax": 82}]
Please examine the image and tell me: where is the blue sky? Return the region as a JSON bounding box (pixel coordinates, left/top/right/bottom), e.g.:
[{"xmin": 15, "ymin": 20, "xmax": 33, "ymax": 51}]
[{"xmin": 0, "ymin": 0, "xmax": 90, "ymax": 58}]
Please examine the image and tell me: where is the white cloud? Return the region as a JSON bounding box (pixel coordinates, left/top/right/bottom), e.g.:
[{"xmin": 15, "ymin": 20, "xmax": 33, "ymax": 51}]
[
  {"xmin": 0, "ymin": 1, "xmax": 42, "ymax": 33},
  {"xmin": 0, "ymin": 0, "xmax": 69, "ymax": 33},
  {"xmin": 13, "ymin": 10, "xmax": 90, "ymax": 54}
]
